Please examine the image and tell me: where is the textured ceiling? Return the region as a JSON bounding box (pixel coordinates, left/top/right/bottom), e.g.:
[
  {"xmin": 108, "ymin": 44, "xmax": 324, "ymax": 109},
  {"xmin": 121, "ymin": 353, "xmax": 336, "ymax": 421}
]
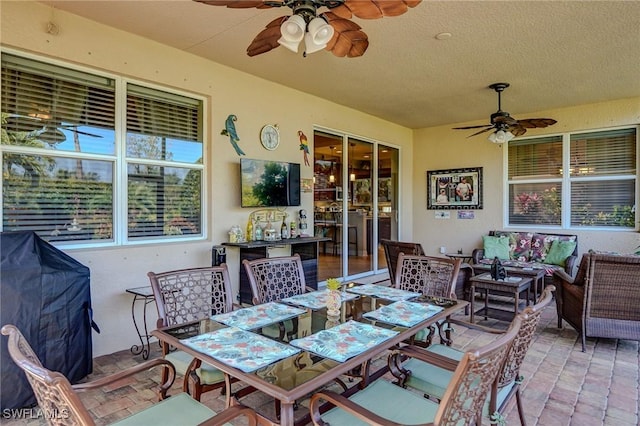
[{"xmin": 40, "ymin": 0, "xmax": 640, "ymax": 129}]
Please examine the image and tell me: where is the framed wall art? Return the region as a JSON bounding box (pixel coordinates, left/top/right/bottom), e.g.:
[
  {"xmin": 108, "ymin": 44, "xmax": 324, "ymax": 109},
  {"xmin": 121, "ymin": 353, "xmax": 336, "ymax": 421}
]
[{"xmin": 427, "ymin": 167, "xmax": 483, "ymax": 210}]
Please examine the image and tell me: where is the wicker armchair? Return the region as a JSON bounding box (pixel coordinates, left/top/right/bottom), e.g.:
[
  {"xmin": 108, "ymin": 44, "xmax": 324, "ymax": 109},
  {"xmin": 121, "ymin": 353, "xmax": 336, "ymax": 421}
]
[
  {"xmin": 554, "ymin": 251, "xmax": 640, "ymax": 351},
  {"xmin": 309, "ymin": 315, "xmax": 522, "ymax": 425},
  {"xmin": 388, "ymin": 285, "xmax": 555, "ymax": 425},
  {"xmin": 1, "ymin": 324, "xmax": 258, "ymax": 426},
  {"xmin": 148, "ymin": 265, "xmax": 235, "ymax": 401}
]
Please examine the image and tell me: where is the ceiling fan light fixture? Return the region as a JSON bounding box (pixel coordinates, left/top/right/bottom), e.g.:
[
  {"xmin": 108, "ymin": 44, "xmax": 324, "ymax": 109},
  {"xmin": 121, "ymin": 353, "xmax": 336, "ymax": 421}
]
[
  {"xmin": 278, "ymin": 15, "xmax": 306, "ymax": 52},
  {"xmin": 488, "ymin": 129, "xmax": 515, "ymax": 144},
  {"xmin": 307, "ymin": 17, "xmax": 333, "ymax": 45}
]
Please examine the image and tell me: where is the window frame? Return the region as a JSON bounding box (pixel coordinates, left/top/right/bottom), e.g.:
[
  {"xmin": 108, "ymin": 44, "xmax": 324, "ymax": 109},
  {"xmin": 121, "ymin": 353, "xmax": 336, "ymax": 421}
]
[
  {"xmin": 1, "ymin": 50, "xmax": 207, "ymax": 248},
  {"xmin": 504, "ymin": 125, "xmax": 639, "ymax": 231}
]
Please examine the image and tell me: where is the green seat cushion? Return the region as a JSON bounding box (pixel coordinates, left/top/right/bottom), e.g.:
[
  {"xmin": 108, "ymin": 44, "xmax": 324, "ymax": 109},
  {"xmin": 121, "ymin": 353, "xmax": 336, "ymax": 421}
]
[
  {"xmin": 404, "ymin": 344, "xmax": 515, "ymax": 416},
  {"xmin": 320, "ymin": 379, "xmax": 439, "ymax": 425},
  {"xmin": 112, "ymin": 393, "xmax": 217, "ymax": 426},
  {"xmin": 483, "ymin": 235, "xmax": 510, "ymax": 260},
  {"xmin": 165, "ymin": 350, "xmax": 224, "ymax": 385}
]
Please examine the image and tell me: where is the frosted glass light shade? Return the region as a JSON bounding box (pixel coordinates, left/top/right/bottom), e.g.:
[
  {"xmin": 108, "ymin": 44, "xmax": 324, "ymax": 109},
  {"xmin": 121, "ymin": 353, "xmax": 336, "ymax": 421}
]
[
  {"xmin": 278, "ymin": 15, "xmax": 305, "ymax": 52},
  {"xmin": 307, "ymin": 17, "xmax": 334, "ymax": 45},
  {"xmin": 488, "ymin": 129, "xmax": 515, "ymax": 144}
]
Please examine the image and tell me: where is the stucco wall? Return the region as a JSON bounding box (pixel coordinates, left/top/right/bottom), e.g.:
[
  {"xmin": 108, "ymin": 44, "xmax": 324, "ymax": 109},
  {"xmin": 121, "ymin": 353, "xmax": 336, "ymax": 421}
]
[
  {"xmin": 412, "ymin": 97, "xmax": 640, "ymax": 258},
  {"xmin": 1, "ymin": 1, "xmax": 413, "ymax": 356}
]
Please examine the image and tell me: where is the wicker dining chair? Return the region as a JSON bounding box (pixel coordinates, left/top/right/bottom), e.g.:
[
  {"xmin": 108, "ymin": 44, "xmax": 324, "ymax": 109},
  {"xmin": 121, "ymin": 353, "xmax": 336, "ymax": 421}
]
[
  {"xmin": 380, "ymin": 239, "xmax": 425, "ymax": 285},
  {"xmin": 309, "ymin": 314, "xmax": 522, "ymax": 425},
  {"xmin": 1, "ymin": 324, "xmax": 259, "ymax": 426},
  {"xmin": 388, "ymin": 285, "xmax": 556, "ymax": 425},
  {"xmin": 148, "ymin": 265, "xmax": 235, "ymax": 401}
]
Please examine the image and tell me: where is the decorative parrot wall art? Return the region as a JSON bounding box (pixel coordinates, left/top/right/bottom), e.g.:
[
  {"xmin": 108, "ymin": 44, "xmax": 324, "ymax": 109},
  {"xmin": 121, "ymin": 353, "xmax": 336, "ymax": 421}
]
[
  {"xmin": 298, "ymin": 130, "xmax": 310, "ymax": 166},
  {"xmin": 221, "ymin": 114, "xmax": 245, "ymax": 156}
]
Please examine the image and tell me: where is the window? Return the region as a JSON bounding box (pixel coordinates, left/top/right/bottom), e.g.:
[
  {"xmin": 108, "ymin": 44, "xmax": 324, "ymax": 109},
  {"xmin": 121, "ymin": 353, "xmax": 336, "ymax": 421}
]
[
  {"xmin": 507, "ymin": 127, "xmax": 637, "ymax": 229},
  {"xmin": 1, "ymin": 53, "xmax": 204, "ymax": 246}
]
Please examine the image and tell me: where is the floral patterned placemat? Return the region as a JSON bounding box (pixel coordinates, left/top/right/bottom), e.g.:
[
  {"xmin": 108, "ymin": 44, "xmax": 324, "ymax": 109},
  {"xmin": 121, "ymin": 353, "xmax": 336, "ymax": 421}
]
[
  {"xmin": 281, "ymin": 289, "xmax": 359, "ymax": 310},
  {"xmin": 363, "ymin": 301, "xmax": 444, "ymax": 328},
  {"xmin": 211, "ymin": 302, "xmax": 306, "ymax": 330},
  {"xmin": 345, "ymin": 283, "xmax": 421, "ymax": 301},
  {"xmin": 180, "ymin": 327, "xmax": 300, "ymax": 373},
  {"xmin": 289, "ymin": 320, "xmax": 398, "ymax": 362}
]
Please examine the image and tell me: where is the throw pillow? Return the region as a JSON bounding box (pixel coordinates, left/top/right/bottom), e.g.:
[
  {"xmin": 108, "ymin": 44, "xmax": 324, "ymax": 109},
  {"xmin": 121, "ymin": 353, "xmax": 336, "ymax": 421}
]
[
  {"xmin": 544, "ymin": 239, "xmax": 577, "ymax": 266},
  {"xmin": 483, "ymin": 235, "xmax": 510, "ymax": 260}
]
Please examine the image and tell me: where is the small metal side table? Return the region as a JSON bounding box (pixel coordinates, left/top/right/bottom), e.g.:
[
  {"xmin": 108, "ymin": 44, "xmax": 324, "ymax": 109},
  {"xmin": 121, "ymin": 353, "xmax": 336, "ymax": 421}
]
[
  {"xmin": 469, "ymin": 273, "xmax": 532, "ymax": 323},
  {"xmin": 125, "ymin": 286, "xmax": 155, "ymax": 359}
]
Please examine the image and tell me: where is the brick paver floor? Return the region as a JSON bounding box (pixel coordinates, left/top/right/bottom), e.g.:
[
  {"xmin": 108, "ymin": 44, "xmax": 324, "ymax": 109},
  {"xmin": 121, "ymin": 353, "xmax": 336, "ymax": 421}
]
[{"xmin": 3, "ymin": 304, "xmax": 639, "ymax": 425}]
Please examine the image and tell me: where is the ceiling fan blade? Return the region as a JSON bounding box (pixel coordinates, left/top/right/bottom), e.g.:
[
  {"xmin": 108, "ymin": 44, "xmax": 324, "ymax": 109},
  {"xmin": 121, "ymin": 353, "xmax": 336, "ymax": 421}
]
[
  {"xmin": 509, "ymin": 125, "xmax": 528, "ymax": 137},
  {"xmin": 246, "ymin": 16, "xmax": 287, "ymax": 57},
  {"xmin": 467, "ymin": 126, "xmax": 497, "ymax": 138},
  {"xmin": 452, "ymin": 124, "xmax": 492, "ymax": 130},
  {"xmin": 194, "ymin": 0, "xmax": 279, "ymax": 9},
  {"xmin": 333, "ymin": 0, "xmax": 422, "ymax": 19},
  {"xmin": 58, "ymin": 125, "xmax": 104, "ymax": 138},
  {"xmin": 517, "ymin": 118, "xmax": 557, "ymax": 129},
  {"xmin": 323, "ymin": 12, "xmax": 369, "ymax": 57}
]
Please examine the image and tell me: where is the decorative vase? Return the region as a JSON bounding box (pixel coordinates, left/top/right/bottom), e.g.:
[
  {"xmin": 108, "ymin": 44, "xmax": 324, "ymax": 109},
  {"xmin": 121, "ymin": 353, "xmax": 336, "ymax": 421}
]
[{"xmin": 326, "ymin": 289, "xmax": 341, "ymax": 317}]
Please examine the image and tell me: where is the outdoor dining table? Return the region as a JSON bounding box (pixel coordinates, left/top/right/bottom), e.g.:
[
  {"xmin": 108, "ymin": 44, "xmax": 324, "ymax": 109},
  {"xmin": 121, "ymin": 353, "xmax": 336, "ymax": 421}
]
[{"xmin": 152, "ymin": 283, "xmax": 468, "ymax": 426}]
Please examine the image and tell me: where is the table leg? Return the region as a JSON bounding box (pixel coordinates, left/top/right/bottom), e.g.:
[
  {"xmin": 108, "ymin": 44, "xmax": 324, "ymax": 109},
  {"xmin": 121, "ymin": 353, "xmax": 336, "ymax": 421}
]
[
  {"xmin": 484, "ymin": 289, "xmax": 489, "ymax": 320},
  {"xmin": 470, "ymin": 284, "xmax": 476, "ymax": 323},
  {"xmin": 130, "ymin": 294, "xmax": 154, "ymax": 359},
  {"xmin": 279, "ymin": 402, "xmax": 295, "ymax": 426},
  {"xmin": 514, "ymin": 291, "xmax": 519, "ymax": 318}
]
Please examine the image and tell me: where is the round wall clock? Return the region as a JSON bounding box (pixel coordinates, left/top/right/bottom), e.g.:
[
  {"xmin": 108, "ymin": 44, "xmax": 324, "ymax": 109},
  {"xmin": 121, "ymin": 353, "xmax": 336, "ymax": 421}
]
[{"xmin": 260, "ymin": 124, "xmax": 280, "ymax": 150}]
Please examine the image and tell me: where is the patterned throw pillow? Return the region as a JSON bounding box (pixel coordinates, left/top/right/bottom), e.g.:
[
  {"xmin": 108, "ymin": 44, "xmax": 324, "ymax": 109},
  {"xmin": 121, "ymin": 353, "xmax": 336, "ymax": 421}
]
[
  {"xmin": 530, "ymin": 234, "xmax": 577, "ymax": 263},
  {"xmin": 494, "ymin": 231, "xmax": 533, "ymax": 261}
]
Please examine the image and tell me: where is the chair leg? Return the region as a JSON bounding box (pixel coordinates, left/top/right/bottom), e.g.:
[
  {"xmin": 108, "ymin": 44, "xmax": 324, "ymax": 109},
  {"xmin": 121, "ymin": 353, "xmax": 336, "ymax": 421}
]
[{"xmin": 515, "ymin": 388, "xmax": 526, "ymax": 426}]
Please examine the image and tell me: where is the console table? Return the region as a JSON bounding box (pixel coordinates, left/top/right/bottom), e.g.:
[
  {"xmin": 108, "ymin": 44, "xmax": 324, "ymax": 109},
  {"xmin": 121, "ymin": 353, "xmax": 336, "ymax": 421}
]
[
  {"xmin": 223, "ymin": 236, "xmax": 329, "ymax": 304},
  {"xmin": 125, "ymin": 286, "xmax": 155, "ymax": 359}
]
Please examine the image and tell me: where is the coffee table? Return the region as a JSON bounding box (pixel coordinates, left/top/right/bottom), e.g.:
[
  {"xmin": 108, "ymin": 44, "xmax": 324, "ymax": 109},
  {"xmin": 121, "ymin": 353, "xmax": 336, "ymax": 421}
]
[
  {"xmin": 469, "ymin": 273, "xmax": 533, "ymax": 323},
  {"xmin": 472, "ymin": 264, "xmax": 546, "ymax": 302}
]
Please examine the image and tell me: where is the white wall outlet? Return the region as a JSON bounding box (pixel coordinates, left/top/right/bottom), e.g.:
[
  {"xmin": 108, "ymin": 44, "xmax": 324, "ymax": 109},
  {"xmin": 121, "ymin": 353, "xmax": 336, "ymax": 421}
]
[{"xmin": 440, "ymin": 246, "xmax": 446, "ymax": 254}]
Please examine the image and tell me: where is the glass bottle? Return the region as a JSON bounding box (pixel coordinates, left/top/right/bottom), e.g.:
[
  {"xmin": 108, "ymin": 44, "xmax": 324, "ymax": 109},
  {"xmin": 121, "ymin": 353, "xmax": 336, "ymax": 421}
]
[{"xmin": 281, "ymin": 217, "xmax": 289, "ymax": 239}]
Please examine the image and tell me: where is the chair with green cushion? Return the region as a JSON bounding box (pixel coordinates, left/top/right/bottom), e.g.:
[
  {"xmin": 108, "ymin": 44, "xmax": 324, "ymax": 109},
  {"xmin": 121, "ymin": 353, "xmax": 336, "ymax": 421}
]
[
  {"xmin": 388, "ymin": 285, "xmax": 555, "ymax": 425},
  {"xmin": 148, "ymin": 265, "xmax": 235, "ymax": 401},
  {"xmin": 394, "ymin": 253, "xmax": 462, "ymax": 346},
  {"xmin": 242, "ymin": 254, "xmax": 315, "ymax": 341},
  {"xmin": 309, "ymin": 314, "xmax": 522, "ymax": 426},
  {"xmin": 1, "ymin": 324, "xmax": 259, "ymax": 426}
]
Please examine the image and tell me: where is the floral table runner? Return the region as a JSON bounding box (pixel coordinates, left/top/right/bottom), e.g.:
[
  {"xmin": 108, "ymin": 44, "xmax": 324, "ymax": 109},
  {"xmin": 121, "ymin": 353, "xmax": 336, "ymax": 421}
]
[
  {"xmin": 289, "ymin": 320, "xmax": 398, "ymax": 362},
  {"xmin": 281, "ymin": 289, "xmax": 359, "ymax": 310},
  {"xmin": 180, "ymin": 327, "xmax": 300, "ymax": 373},
  {"xmin": 346, "ymin": 283, "xmax": 421, "ymax": 301},
  {"xmin": 211, "ymin": 301, "xmax": 306, "ymax": 330},
  {"xmin": 363, "ymin": 300, "xmax": 444, "ymax": 328}
]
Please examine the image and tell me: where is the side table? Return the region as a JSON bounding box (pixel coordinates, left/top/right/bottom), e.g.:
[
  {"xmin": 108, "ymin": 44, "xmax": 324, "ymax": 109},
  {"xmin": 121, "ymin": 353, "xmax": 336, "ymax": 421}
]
[
  {"xmin": 469, "ymin": 273, "xmax": 532, "ymax": 323},
  {"xmin": 125, "ymin": 286, "xmax": 155, "ymax": 359}
]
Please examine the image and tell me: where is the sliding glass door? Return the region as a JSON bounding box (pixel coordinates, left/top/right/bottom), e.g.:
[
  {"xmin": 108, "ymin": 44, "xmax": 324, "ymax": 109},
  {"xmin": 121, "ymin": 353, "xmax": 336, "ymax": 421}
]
[{"xmin": 313, "ymin": 129, "xmax": 399, "ymax": 282}]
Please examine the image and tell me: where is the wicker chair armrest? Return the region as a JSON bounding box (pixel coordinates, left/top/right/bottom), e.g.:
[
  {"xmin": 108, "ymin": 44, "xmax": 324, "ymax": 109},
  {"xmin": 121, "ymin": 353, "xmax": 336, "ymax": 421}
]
[
  {"xmin": 198, "ymin": 404, "xmax": 258, "ymax": 426},
  {"xmin": 72, "ymin": 358, "xmax": 175, "ymax": 399},
  {"xmin": 472, "ymin": 248, "xmax": 484, "ymax": 264},
  {"xmin": 310, "ymin": 390, "xmax": 431, "ymax": 426},
  {"xmin": 564, "ymin": 255, "xmax": 578, "ymax": 276},
  {"xmin": 553, "ymin": 268, "xmax": 576, "ymax": 285}
]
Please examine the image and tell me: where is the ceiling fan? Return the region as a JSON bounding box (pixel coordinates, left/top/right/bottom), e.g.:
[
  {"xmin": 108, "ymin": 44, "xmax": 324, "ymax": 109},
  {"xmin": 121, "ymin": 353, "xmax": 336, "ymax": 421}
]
[
  {"xmin": 453, "ymin": 83, "xmax": 557, "ymax": 143},
  {"xmin": 194, "ymin": 0, "xmax": 422, "ymax": 57},
  {"xmin": 5, "ymin": 115, "xmax": 103, "ymax": 144}
]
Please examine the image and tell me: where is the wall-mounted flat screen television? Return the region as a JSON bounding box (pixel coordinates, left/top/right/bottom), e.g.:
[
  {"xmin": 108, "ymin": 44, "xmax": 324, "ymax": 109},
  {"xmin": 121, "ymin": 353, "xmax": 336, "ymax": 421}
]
[{"xmin": 240, "ymin": 158, "xmax": 301, "ymax": 207}]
